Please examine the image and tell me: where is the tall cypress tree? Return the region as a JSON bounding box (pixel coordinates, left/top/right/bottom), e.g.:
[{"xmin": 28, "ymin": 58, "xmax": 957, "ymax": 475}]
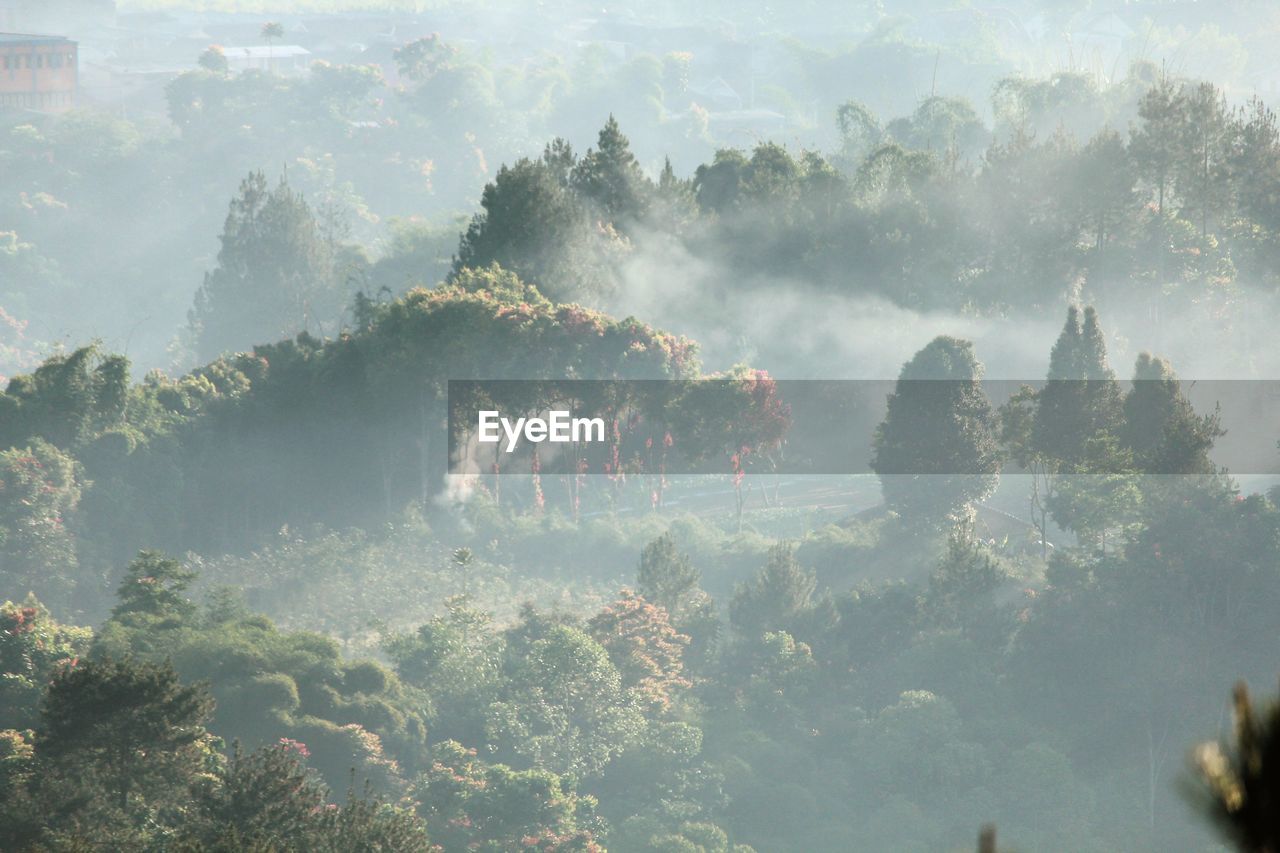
[
  {"xmin": 871, "ymin": 336, "xmax": 1001, "ymax": 526},
  {"xmin": 1033, "ymin": 306, "xmax": 1088, "ymax": 465},
  {"xmin": 1033, "ymin": 306, "xmax": 1121, "ymax": 468},
  {"xmin": 1079, "ymin": 306, "xmax": 1124, "ymax": 438}
]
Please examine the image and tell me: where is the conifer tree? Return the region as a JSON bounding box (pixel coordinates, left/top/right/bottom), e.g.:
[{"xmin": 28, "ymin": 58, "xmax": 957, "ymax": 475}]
[
  {"xmin": 1130, "ymin": 73, "xmax": 1182, "ymax": 215},
  {"xmin": 190, "ymin": 172, "xmax": 333, "ymax": 362},
  {"xmin": 729, "ymin": 543, "xmax": 824, "ymax": 640},
  {"xmin": 871, "ymin": 336, "xmax": 1001, "ymax": 526},
  {"xmin": 1122, "ymin": 353, "xmax": 1222, "ymax": 474},
  {"xmin": 572, "ymin": 115, "xmax": 650, "ymax": 225},
  {"xmin": 1079, "ymin": 306, "xmax": 1124, "ymax": 437},
  {"xmin": 636, "ymin": 532, "xmax": 700, "ymax": 617},
  {"xmin": 1033, "ymin": 306, "xmax": 1121, "ymax": 468},
  {"xmin": 39, "ymin": 657, "xmax": 215, "ymax": 812},
  {"xmin": 111, "ymin": 550, "xmax": 197, "ymax": 623}
]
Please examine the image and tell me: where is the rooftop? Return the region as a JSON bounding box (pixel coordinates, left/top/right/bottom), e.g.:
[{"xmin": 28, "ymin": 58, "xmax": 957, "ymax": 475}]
[{"xmin": 0, "ymin": 32, "xmax": 75, "ymax": 46}]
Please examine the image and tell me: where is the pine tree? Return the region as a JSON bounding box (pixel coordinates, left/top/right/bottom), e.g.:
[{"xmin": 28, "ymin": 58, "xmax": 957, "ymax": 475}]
[
  {"xmin": 1130, "ymin": 73, "xmax": 1182, "ymax": 215},
  {"xmin": 1033, "ymin": 306, "xmax": 1121, "ymax": 468},
  {"xmin": 190, "ymin": 172, "xmax": 333, "ymax": 362},
  {"xmin": 1174, "ymin": 82, "xmax": 1233, "ymax": 238},
  {"xmin": 1079, "ymin": 306, "xmax": 1124, "ymax": 435},
  {"xmin": 453, "ymin": 158, "xmax": 586, "ymax": 300},
  {"xmin": 572, "ymin": 115, "xmax": 650, "ymax": 225},
  {"xmin": 636, "ymin": 532, "xmax": 700, "ymax": 617},
  {"xmin": 111, "ymin": 550, "xmax": 197, "ymax": 623},
  {"xmin": 729, "ymin": 543, "xmax": 824, "ymax": 640},
  {"xmin": 39, "ymin": 657, "xmax": 215, "ymax": 812}
]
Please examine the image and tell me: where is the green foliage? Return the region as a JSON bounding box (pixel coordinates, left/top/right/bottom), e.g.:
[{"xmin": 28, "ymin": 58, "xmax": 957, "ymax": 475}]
[
  {"xmin": 729, "ymin": 543, "xmax": 833, "ymax": 644},
  {"xmin": 416, "ymin": 739, "xmax": 601, "ymax": 851},
  {"xmin": 0, "ymin": 598, "xmax": 91, "ymax": 731},
  {"xmin": 111, "ymin": 549, "xmax": 198, "ymax": 624},
  {"xmin": 871, "ymin": 336, "xmax": 1001, "ymax": 526},
  {"xmin": 1122, "ymin": 353, "xmax": 1223, "ymax": 475},
  {"xmin": 39, "ymin": 657, "xmax": 216, "ymax": 814},
  {"xmin": 190, "ymin": 171, "xmax": 340, "ymax": 362},
  {"xmin": 0, "ymin": 440, "xmax": 84, "ymax": 608},
  {"xmin": 95, "ymin": 559, "xmax": 426, "ymax": 796},
  {"xmin": 636, "ymin": 532, "xmax": 700, "ymax": 617}
]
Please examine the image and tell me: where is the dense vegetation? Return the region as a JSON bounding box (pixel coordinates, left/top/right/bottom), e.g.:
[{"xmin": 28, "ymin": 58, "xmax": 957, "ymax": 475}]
[{"xmin": 6, "ymin": 3, "xmax": 1280, "ymax": 850}]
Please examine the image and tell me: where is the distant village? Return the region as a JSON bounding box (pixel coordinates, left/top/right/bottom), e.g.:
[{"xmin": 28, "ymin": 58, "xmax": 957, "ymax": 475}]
[
  {"xmin": 1, "ymin": 0, "xmax": 1274, "ymax": 146},
  {"xmin": 0, "ymin": 1, "xmax": 1189, "ymax": 129}
]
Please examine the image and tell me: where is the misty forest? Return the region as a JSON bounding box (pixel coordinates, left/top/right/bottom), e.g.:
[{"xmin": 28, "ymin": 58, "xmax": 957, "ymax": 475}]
[{"xmin": 6, "ymin": 0, "xmax": 1280, "ymax": 851}]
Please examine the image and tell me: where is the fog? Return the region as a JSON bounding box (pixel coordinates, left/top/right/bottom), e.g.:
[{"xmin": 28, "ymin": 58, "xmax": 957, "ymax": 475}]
[{"xmin": 3, "ymin": 1, "xmax": 1280, "ymax": 851}]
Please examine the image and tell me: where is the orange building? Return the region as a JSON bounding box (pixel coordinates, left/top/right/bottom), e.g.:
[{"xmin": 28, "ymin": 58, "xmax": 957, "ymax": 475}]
[{"xmin": 0, "ymin": 33, "xmax": 78, "ymax": 112}]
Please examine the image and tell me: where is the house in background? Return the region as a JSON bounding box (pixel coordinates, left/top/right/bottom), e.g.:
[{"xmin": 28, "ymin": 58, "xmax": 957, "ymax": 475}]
[
  {"xmin": 220, "ymin": 44, "xmax": 311, "ymax": 75},
  {"xmin": 0, "ymin": 32, "xmax": 78, "ymax": 112}
]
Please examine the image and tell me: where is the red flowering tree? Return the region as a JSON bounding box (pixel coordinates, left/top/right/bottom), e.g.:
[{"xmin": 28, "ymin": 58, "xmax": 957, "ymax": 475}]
[
  {"xmin": 670, "ymin": 367, "xmax": 790, "ymax": 530},
  {"xmin": 0, "ymin": 596, "xmax": 91, "ymax": 730},
  {"xmin": 0, "ymin": 440, "xmax": 83, "ymax": 608},
  {"xmin": 587, "ymin": 590, "xmax": 691, "ymax": 713}
]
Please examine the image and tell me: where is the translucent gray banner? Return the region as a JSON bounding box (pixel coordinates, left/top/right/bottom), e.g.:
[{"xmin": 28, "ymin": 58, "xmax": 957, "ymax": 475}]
[{"xmin": 447, "ymin": 379, "xmax": 1279, "ymax": 476}]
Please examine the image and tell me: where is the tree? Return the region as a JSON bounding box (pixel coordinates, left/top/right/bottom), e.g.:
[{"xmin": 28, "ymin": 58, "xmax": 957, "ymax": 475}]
[
  {"xmin": 588, "ymin": 591, "xmax": 690, "ymax": 712},
  {"xmin": 39, "ymin": 657, "xmax": 215, "ymax": 812},
  {"xmin": 920, "ymin": 536, "xmax": 1009, "ymax": 638},
  {"xmin": 1228, "ymin": 98, "xmax": 1280, "ymax": 234},
  {"xmin": 392, "ymin": 33, "xmax": 458, "ymax": 83},
  {"xmin": 693, "ymin": 149, "xmax": 748, "ymax": 214},
  {"xmin": 636, "ymin": 533, "xmax": 700, "ymax": 617},
  {"xmin": 836, "ymin": 100, "xmax": 882, "ymax": 162},
  {"xmin": 415, "ymin": 739, "xmax": 600, "ymax": 850},
  {"xmin": 1130, "ymin": 73, "xmax": 1181, "ymax": 215},
  {"xmin": 1175, "ymin": 82, "xmax": 1233, "ymax": 238},
  {"xmin": 871, "ymin": 336, "xmax": 1001, "ymax": 526},
  {"xmin": 184, "ymin": 739, "xmax": 325, "ymax": 846},
  {"xmin": 110, "ymin": 550, "xmax": 197, "ymax": 624},
  {"xmin": 0, "ymin": 344, "xmax": 130, "ymax": 451},
  {"xmin": 1078, "ymin": 306, "xmax": 1124, "ymax": 425},
  {"xmin": 887, "ymin": 96, "xmax": 988, "ymax": 164},
  {"xmin": 197, "ymin": 45, "xmax": 228, "ymax": 75},
  {"xmin": 260, "ymin": 22, "xmax": 284, "ymax": 63},
  {"xmin": 729, "ymin": 543, "xmax": 831, "ymax": 642},
  {"xmin": 1074, "ymin": 129, "xmax": 1136, "ymax": 250},
  {"xmin": 1032, "ymin": 306, "xmax": 1122, "ymax": 468},
  {"xmin": 0, "ymin": 597, "xmax": 90, "ymax": 731},
  {"xmin": 572, "ymin": 115, "xmax": 651, "ymax": 225},
  {"xmin": 1046, "ymin": 434, "xmax": 1142, "ymax": 554},
  {"xmin": 185, "ymin": 739, "xmax": 431, "ymax": 850},
  {"xmin": 190, "ymin": 171, "xmax": 333, "ymax": 361},
  {"xmin": 0, "ymin": 440, "xmax": 82, "ymax": 606},
  {"xmin": 1121, "ymin": 353, "xmax": 1222, "ymax": 474},
  {"xmin": 452, "ymin": 156, "xmax": 602, "ymax": 301},
  {"xmin": 489, "ymin": 619, "xmax": 643, "ymax": 777},
  {"xmin": 1000, "ymin": 384, "xmax": 1057, "ymax": 558}
]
